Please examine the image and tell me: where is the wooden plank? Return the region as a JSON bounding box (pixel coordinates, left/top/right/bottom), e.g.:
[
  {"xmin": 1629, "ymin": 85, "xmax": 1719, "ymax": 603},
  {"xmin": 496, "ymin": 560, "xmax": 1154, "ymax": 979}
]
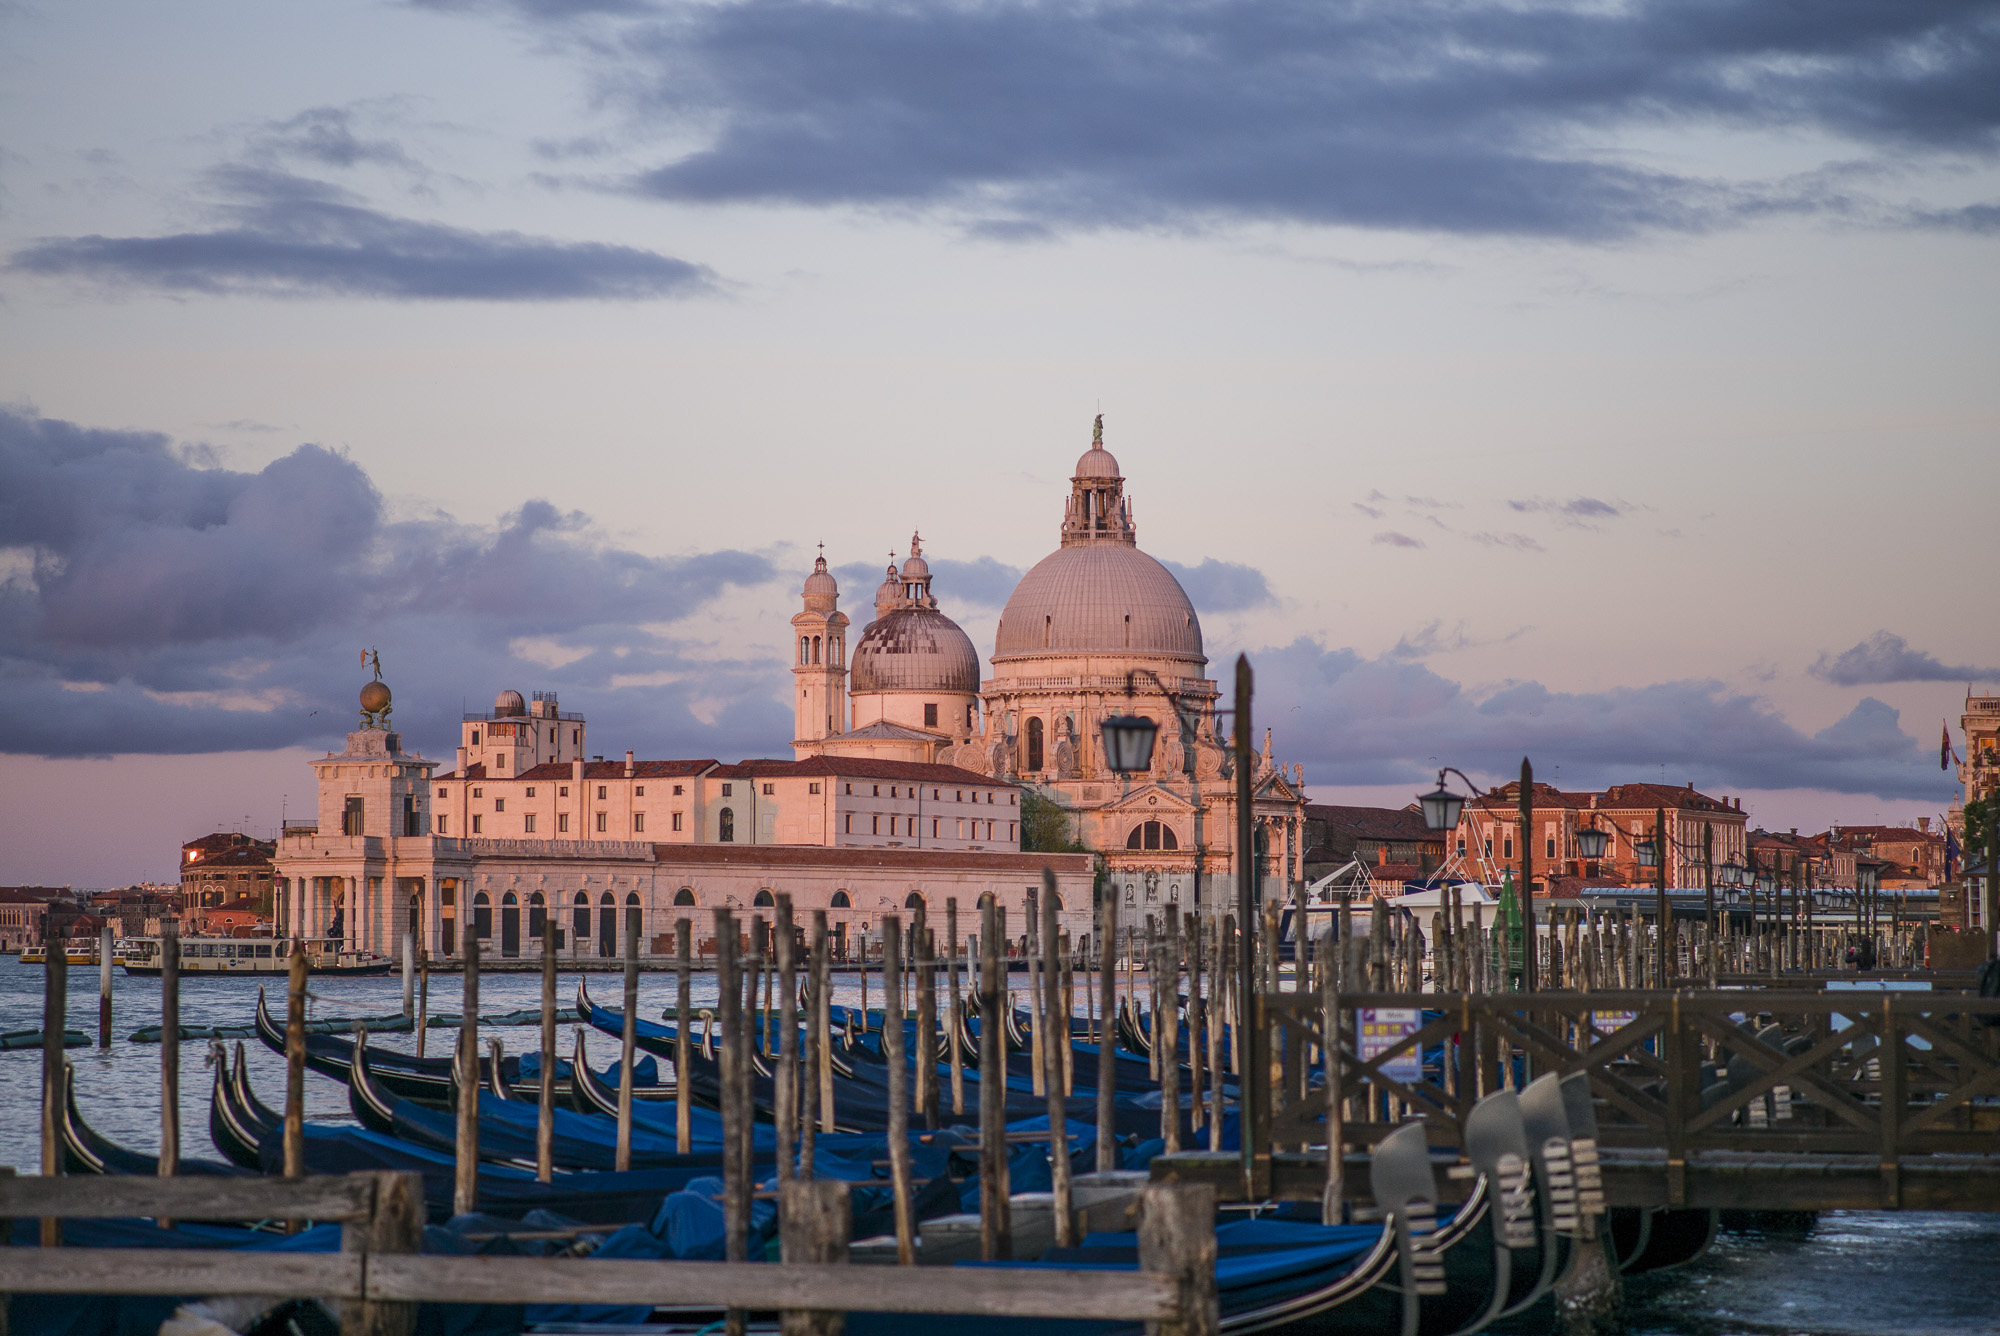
[
  {"xmin": 0, "ymin": 1249, "xmax": 361, "ymax": 1298},
  {"xmin": 362, "ymin": 1256, "xmax": 1177, "ymax": 1319},
  {"xmin": 0, "ymin": 1174, "xmax": 375, "ymax": 1222}
]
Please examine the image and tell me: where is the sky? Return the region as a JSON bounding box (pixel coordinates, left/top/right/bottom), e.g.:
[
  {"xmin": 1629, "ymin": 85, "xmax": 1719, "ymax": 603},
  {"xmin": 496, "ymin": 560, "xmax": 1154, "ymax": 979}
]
[{"xmin": 2, "ymin": 0, "xmax": 1997, "ymax": 886}]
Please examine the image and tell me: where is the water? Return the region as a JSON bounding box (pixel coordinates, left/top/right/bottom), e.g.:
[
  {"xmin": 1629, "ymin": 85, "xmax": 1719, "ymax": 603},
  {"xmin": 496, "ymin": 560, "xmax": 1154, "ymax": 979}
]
[{"xmin": 3, "ymin": 957, "xmax": 1996, "ymax": 1334}]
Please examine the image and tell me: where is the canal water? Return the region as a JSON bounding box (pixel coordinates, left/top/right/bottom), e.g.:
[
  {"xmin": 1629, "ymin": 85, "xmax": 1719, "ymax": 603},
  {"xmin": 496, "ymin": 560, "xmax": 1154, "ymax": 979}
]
[{"xmin": 3, "ymin": 956, "xmax": 1996, "ymax": 1334}]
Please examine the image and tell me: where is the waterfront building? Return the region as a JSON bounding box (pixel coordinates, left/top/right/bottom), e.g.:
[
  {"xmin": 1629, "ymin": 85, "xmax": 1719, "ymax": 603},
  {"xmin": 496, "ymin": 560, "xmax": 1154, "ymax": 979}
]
[
  {"xmin": 1451, "ymin": 781, "xmax": 1749, "ymax": 894},
  {"xmin": 180, "ymin": 832, "xmax": 277, "ymax": 928}
]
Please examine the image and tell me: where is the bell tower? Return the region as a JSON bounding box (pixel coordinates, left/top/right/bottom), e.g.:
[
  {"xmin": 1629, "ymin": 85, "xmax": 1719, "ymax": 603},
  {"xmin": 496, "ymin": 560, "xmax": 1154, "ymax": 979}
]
[{"xmin": 791, "ymin": 549, "xmax": 849, "ymax": 758}]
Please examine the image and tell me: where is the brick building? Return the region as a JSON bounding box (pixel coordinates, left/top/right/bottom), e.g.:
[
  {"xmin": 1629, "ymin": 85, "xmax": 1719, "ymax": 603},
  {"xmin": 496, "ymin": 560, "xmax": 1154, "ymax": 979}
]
[
  {"xmin": 181, "ymin": 833, "xmax": 277, "ymax": 930},
  {"xmin": 1453, "ymin": 781, "xmax": 1748, "ymax": 895}
]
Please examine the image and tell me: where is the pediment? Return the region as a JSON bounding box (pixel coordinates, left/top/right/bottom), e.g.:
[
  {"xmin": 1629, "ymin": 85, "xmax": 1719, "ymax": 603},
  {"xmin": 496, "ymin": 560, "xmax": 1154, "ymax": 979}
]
[{"xmin": 1101, "ymin": 783, "xmax": 1198, "ymax": 815}]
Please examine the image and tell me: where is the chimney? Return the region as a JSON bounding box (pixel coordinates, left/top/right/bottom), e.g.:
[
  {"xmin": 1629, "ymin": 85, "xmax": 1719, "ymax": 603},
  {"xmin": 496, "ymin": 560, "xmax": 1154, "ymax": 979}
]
[
  {"xmin": 1917, "ymin": 816, "xmax": 1930, "ymax": 833},
  {"xmin": 455, "ymin": 746, "xmax": 467, "ymax": 773},
  {"xmin": 625, "ymin": 750, "xmax": 635, "ymax": 778}
]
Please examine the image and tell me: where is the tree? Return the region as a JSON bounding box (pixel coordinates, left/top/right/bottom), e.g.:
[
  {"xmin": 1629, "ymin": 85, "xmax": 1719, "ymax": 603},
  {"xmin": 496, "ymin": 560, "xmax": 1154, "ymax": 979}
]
[{"xmin": 1019, "ymin": 788, "xmax": 1084, "ymax": 854}]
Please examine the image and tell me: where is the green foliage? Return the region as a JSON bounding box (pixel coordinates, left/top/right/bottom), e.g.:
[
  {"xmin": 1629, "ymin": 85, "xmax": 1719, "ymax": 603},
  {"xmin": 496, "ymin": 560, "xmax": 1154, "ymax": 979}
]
[
  {"xmin": 1967, "ymin": 798, "xmax": 1998, "ymax": 862},
  {"xmin": 1019, "ymin": 788, "xmax": 1084, "ymax": 854}
]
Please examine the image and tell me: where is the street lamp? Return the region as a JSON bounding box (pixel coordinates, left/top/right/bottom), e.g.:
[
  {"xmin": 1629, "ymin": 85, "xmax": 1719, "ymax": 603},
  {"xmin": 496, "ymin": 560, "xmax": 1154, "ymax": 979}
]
[
  {"xmin": 1575, "ymin": 823, "xmax": 1611, "ymax": 861},
  {"xmin": 1719, "ymin": 857, "xmax": 1746, "ymax": 889},
  {"xmin": 1417, "ymin": 767, "xmax": 1482, "ymax": 832},
  {"xmin": 1099, "ymin": 713, "xmax": 1159, "ymax": 776},
  {"xmin": 1634, "ymin": 837, "xmax": 1660, "ymax": 869}
]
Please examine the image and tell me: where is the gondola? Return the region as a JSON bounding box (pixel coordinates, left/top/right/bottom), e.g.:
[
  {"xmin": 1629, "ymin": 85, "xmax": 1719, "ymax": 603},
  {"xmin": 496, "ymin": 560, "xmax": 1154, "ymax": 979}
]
[
  {"xmin": 252, "ymin": 985, "xmax": 559, "ymax": 1104},
  {"xmin": 56, "ymin": 1058, "xmax": 243, "ymax": 1177},
  {"xmin": 208, "ymin": 1040, "xmax": 279, "ymax": 1170},
  {"xmin": 1617, "ymin": 1207, "xmax": 1717, "ymax": 1275}
]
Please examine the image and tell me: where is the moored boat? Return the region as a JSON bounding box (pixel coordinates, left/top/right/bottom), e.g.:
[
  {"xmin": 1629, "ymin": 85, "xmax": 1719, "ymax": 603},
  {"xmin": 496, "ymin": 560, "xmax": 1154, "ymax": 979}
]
[{"xmin": 120, "ymin": 935, "xmax": 392, "ymax": 976}]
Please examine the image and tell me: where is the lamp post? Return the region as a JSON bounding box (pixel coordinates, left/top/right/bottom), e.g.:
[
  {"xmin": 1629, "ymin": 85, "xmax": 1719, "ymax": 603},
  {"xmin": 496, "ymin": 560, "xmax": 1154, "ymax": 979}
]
[{"xmin": 1631, "ymin": 807, "xmax": 1669, "ymax": 983}]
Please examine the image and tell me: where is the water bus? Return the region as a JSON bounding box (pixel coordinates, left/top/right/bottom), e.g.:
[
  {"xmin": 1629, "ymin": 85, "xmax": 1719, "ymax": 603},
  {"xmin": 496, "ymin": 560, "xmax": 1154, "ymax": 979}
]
[{"xmin": 118, "ymin": 935, "xmax": 394, "ymax": 976}]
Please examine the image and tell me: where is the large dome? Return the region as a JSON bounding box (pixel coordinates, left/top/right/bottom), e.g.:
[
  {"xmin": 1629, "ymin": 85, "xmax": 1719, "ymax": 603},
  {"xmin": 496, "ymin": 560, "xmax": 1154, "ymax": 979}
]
[
  {"xmin": 992, "ymin": 544, "xmax": 1203, "ymax": 663},
  {"xmin": 851, "ymin": 607, "xmax": 981, "ymax": 693}
]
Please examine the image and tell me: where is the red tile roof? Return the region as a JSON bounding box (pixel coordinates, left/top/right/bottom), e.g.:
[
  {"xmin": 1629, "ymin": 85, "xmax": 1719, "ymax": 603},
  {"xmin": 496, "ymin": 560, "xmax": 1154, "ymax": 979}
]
[{"xmin": 1304, "ymin": 804, "xmax": 1441, "ymax": 842}]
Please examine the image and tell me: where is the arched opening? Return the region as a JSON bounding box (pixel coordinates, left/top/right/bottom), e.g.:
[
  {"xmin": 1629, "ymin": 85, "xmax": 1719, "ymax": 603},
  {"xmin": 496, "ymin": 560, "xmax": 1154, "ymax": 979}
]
[
  {"xmin": 1026, "ymin": 717, "xmax": 1044, "ymax": 772},
  {"xmin": 753, "ymin": 888, "xmax": 775, "ymax": 907},
  {"xmin": 598, "ymin": 890, "xmax": 616, "ymax": 957},
  {"xmin": 799, "ymin": 636, "xmax": 809, "ymax": 665},
  {"xmin": 625, "ymin": 891, "xmax": 642, "ymax": 943},
  {"xmin": 500, "ymin": 891, "xmax": 520, "ymax": 957},
  {"xmin": 1125, "ymin": 820, "xmax": 1178, "ymax": 850},
  {"xmin": 904, "ymin": 892, "xmax": 925, "ymax": 910},
  {"xmin": 472, "ymin": 891, "xmax": 492, "ymax": 942},
  {"xmin": 572, "ymin": 891, "xmax": 590, "ymax": 945},
  {"xmin": 718, "ymin": 808, "xmax": 735, "ymax": 843},
  {"xmin": 528, "ymin": 891, "xmax": 546, "ymax": 941},
  {"xmin": 812, "ymin": 635, "xmax": 822, "ymax": 664},
  {"xmin": 674, "ymin": 888, "xmax": 697, "ymax": 906},
  {"xmin": 830, "ymin": 890, "xmax": 850, "ymax": 908}
]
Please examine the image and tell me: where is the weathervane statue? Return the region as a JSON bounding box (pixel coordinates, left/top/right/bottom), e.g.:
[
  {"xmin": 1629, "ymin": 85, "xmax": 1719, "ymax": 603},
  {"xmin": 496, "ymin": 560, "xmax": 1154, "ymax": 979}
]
[{"xmin": 358, "ymin": 647, "xmax": 392, "ymax": 729}]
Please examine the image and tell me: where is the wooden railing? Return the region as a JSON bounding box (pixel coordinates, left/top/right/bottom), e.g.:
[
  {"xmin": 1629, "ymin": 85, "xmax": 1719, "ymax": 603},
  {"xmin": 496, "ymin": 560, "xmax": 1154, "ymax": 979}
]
[
  {"xmin": 1255, "ymin": 989, "xmax": 2000, "ymax": 1206},
  {"xmin": 0, "ymin": 1173, "xmax": 1216, "ymax": 1336}
]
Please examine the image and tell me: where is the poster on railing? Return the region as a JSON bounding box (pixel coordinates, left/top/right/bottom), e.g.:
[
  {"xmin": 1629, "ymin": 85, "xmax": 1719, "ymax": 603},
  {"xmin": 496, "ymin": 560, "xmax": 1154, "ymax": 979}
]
[
  {"xmin": 1591, "ymin": 1009, "xmax": 1638, "ymax": 1037},
  {"xmin": 1358, "ymin": 1006, "xmax": 1423, "ymax": 1082}
]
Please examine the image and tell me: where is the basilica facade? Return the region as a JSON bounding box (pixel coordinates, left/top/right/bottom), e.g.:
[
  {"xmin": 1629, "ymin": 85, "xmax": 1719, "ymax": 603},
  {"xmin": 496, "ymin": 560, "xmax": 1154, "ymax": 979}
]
[{"xmin": 788, "ymin": 417, "xmax": 1309, "ymax": 922}]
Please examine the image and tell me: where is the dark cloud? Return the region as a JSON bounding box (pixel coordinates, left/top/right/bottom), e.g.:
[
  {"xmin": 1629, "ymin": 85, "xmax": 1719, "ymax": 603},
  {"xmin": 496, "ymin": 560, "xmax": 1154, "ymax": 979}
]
[
  {"xmin": 1372, "ymin": 532, "xmax": 1424, "ymax": 549},
  {"xmin": 831, "ymin": 553, "xmax": 1024, "ymax": 608},
  {"xmin": 1468, "ymin": 531, "xmax": 1544, "ymax": 552},
  {"xmin": 1810, "ymin": 631, "xmax": 2000, "ymax": 686},
  {"xmin": 1160, "ymin": 558, "xmax": 1274, "ymax": 612},
  {"xmin": 515, "ymin": 0, "xmax": 2000, "ymax": 239},
  {"xmin": 0, "ymin": 407, "xmax": 780, "ymax": 758},
  {"xmin": 8, "ymin": 168, "xmax": 715, "ymax": 301},
  {"xmin": 1256, "ymin": 638, "xmax": 1956, "ymax": 803},
  {"xmin": 1508, "ymin": 496, "xmax": 1631, "ymax": 523},
  {"xmin": 254, "ymin": 107, "xmax": 422, "ymax": 172}
]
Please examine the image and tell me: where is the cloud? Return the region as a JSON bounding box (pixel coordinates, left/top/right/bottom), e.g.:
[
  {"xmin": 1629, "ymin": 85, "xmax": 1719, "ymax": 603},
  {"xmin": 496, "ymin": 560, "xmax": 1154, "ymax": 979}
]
[
  {"xmin": 1810, "ymin": 631, "xmax": 2000, "ymax": 686},
  {"xmin": 8, "ymin": 168, "xmax": 716, "ymax": 301},
  {"xmin": 0, "ymin": 406, "xmax": 783, "ymax": 757},
  {"xmin": 1372, "ymin": 532, "xmax": 1424, "ymax": 549},
  {"xmin": 1351, "ymin": 502, "xmax": 1384, "ymax": 520},
  {"xmin": 1508, "ymin": 496, "xmax": 1632, "ymax": 525},
  {"xmin": 253, "ymin": 106, "xmax": 425, "ymax": 173},
  {"xmin": 1389, "ymin": 620, "xmax": 1475, "ymax": 661},
  {"xmin": 1160, "ymin": 558, "xmax": 1274, "ymax": 612},
  {"xmin": 1468, "ymin": 531, "xmax": 1544, "ymax": 552},
  {"xmin": 476, "ymin": 0, "xmax": 2000, "ymax": 240},
  {"xmin": 1255, "ymin": 637, "xmax": 1957, "ymax": 803}
]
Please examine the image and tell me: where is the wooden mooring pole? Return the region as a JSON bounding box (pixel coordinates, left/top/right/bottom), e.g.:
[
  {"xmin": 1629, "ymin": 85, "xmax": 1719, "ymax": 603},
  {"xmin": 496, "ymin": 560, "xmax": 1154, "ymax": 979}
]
[
  {"xmin": 779, "ymin": 1178, "xmax": 851, "ymax": 1336},
  {"xmin": 283, "ymin": 939, "xmax": 307, "ymax": 1182},
  {"xmin": 881, "ymin": 914, "xmax": 916, "ymax": 1264},
  {"xmin": 1097, "ymin": 888, "xmax": 1119, "ymax": 1171},
  {"xmin": 40, "ymin": 940, "xmax": 66, "ymax": 1246},
  {"xmin": 978, "ymin": 896, "xmax": 1011, "ymax": 1260},
  {"xmin": 617, "ymin": 918, "xmax": 638, "ymax": 1173},
  {"xmin": 97, "ymin": 924, "xmax": 114, "ymax": 1049},
  {"xmin": 454, "ymin": 935, "xmax": 479, "ymax": 1217},
  {"xmin": 159, "ymin": 918, "xmax": 180, "ymax": 1180},
  {"xmin": 777, "ymin": 894, "xmax": 798, "ymax": 1183},
  {"xmin": 676, "ymin": 917, "xmax": 693, "ymax": 1155},
  {"xmin": 1040, "ymin": 870, "xmax": 1075, "ymax": 1246},
  {"xmin": 537, "ymin": 920, "xmax": 556, "ymax": 1184}
]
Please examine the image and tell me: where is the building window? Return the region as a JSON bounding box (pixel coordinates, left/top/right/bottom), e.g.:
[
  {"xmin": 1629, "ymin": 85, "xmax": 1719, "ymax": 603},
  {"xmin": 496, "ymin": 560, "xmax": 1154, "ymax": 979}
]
[
  {"xmin": 343, "ymin": 797, "xmax": 364, "ymax": 835},
  {"xmin": 754, "ymin": 888, "xmax": 775, "ymax": 907},
  {"xmin": 525, "ymin": 787, "xmax": 536, "ymax": 797},
  {"xmin": 872, "ymin": 815, "xmax": 880, "ymax": 835},
  {"xmin": 873, "ymin": 785, "xmax": 879, "ymax": 797},
  {"xmin": 673, "ymin": 784, "xmax": 684, "ymax": 795},
  {"xmin": 809, "ymin": 782, "xmax": 821, "ymax": 795},
  {"xmin": 558, "ymin": 813, "xmax": 569, "ymax": 833},
  {"xmin": 1547, "ymin": 837, "xmax": 1556, "ymax": 858},
  {"xmin": 572, "ymin": 729, "xmax": 580, "ymax": 745},
  {"xmin": 558, "ymin": 785, "xmax": 568, "ymax": 797},
  {"xmin": 437, "ymin": 787, "xmax": 446, "ymax": 799},
  {"xmin": 721, "ymin": 782, "xmax": 734, "ymax": 797},
  {"xmin": 470, "ymin": 730, "xmax": 480, "ymax": 747},
  {"xmin": 472, "ymin": 815, "xmax": 483, "ymax": 834},
  {"xmin": 1503, "ymin": 837, "xmax": 1513, "ymax": 858},
  {"xmin": 845, "ymin": 814, "xmax": 853, "ymax": 834},
  {"xmin": 633, "ymin": 813, "xmax": 645, "ymax": 832},
  {"xmin": 635, "ymin": 786, "xmax": 645, "ymax": 797},
  {"xmin": 831, "ymin": 890, "xmax": 850, "ymax": 908},
  {"xmin": 1126, "ymin": 821, "xmax": 1179, "ymax": 850},
  {"xmin": 907, "ymin": 817, "xmax": 917, "ymax": 837},
  {"xmin": 672, "ymin": 812, "xmax": 684, "ymax": 832},
  {"xmin": 595, "ymin": 812, "xmax": 607, "ymax": 833},
  {"xmin": 523, "ymin": 814, "xmax": 536, "ymax": 833},
  {"xmin": 573, "ymin": 892, "xmax": 590, "ymax": 940},
  {"xmin": 597, "ymin": 786, "xmax": 608, "ymax": 800},
  {"xmin": 473, "ymin": 787, "xmax": 482, "ymax": 798},
  {"xmin": 924, "ymin": 703, "xmax": 938, "ymax": 727},
  {"xmin": 891, "ymin": 786, "xmax": 898, "ymax": 798},
  {"xmin": 1026, "ymin": 717, "xmax": 1044, "ymax": 770},
  {"xmin": 496, "ymin": 753, "xmax": 507, "ymax": 769},
  {"xmin": 719, "ymin": 808, "xmax": 735, "ymax": 842},
  {"xmin": 437, "ymin": 815, "xmax": 448, "ymax": 834},
  {"xmin": 763, "ymin": 783, "xmax": 775, "ymax": 796},
  {"xmin": 1456, "ymin": 839, "xmax": 1466, "ymax": 858},
  {"xmin": 1008, "ymin": 822, "xmax": 1016, "ymax": 842},
  {"xmin": 845, "ymin": 784, "xmax": 853, "ymax": 795},
  {"xmin": 494, "ymin": 798, "xmax": 505, "ymax": 812},
  {"xmin": 1483, "ymin": 838, "xmax": 1492, "ymax": 858},
  {"xmin": 674, "ymin": 888, "xmax": 696, "ymax": 906},
  {"xmin": 931, "ymin": 818, "xmax": 939, "ymax": 838}
]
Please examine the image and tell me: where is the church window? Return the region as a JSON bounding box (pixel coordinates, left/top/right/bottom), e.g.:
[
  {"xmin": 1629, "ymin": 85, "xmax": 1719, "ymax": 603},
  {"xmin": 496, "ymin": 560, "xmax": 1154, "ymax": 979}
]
[
  {"xmin": 905, "ymin": 892, "xmax": 925, "ymax": 910},
  {"xmin": 924, "ymin": 703, "xmax": 938, "ymax": 727},
  {"xmin": 672, "ymin": 812, "xmax": 683, "ymax": 832},
  {"xmin": 633, "ymin": 813, "xmax": 645, "ymax": 832},
  {"xmin": 523, "ymin": 814, "xmax": 536, "ymax": 833},
  {"xmin": 831, "ymin": 890, "xmax": 851, "ymax": 908},
  {"xmin": 1027, "ymin": 718, "xmax": 1045, "ymax": 771},
  {"xmin": 573, "ymin": 892, "xmax": 590, "ymax": 940},
  {"xmin": 813, "ymin": 636, "xmax": 822, "ymax": 664},
  {"xmin": 718, "ymin": 808, "xmax": 735, "ymax": 842},
  {"xmin": 674, "ymin": 888, "xmax": 696, "ymax": 906},
  {"xmin": 342, "ymin": 797, "xmax": 364, "ymax": 835},
  {"xmin": 1126, "ymin": 821, "xmax": 1178, "ymax": 850},
  {"xmin": 1043, "ymin": 615, "xmax": 1051, "ymax": 648},
  {"xmin": 595, "ymin": 812, "xmax": 607, "ymax": 833},
  {"xmin": 1547, "ymin": 837, "xmax": 1556, "ymax": 858},
  {"xmin": 558, "ymin": 814, "xmax": 569, "ymax": 833},
  {"xmin": 799, "ymin": 637, "xmax": 809, "ymax": 665}
]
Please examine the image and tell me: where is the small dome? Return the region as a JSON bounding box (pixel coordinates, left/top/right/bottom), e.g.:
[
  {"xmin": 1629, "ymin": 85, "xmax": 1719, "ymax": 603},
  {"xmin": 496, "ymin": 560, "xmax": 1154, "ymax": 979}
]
[
  {"xmin": 359, "ymin": 680, "xmax": 392, "ymax": 714},
  {"xmin": 804, "ymin": 557, "xmax": 838, "ymax": 597},
  {"xmin": 851, "ymin": 606, "xmax": 980, "ymax": 694},
  {"xmin": 494, "ymin": 689, "xmax": 526, "ymax": 716},
  {"xmin": 1073, "ymin": 443, "xmax": 1121, "ymax": 480},
  {"xmin": 874, "ymin": 562, "xmax": 903, "ymax": 617}
]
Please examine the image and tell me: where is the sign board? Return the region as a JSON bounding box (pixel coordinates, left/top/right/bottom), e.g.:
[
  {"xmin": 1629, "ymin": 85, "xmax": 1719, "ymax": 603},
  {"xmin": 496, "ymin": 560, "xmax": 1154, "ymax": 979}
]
[
  {"xmin": 1358, "ymin": 1006, "xmax": 1423, "ymax": 1083},
  {"xmin": 1590, "ymin": 1010, "xmax": 1638, "ymax": 1037}
]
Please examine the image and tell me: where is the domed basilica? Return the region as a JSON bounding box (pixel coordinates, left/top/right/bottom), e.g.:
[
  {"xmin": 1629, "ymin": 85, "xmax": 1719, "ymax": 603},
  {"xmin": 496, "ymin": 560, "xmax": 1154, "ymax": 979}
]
[{"xmin": 791, "ymin": 416, "xmax": 1307, "ymax": 916}]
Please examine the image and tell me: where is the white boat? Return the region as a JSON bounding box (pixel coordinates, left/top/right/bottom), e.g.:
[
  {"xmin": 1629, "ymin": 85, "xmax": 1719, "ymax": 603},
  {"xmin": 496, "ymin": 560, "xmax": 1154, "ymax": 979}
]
[{"xmin": 118, "ymin": 936, "xmax": 393, "ymax": 976}]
